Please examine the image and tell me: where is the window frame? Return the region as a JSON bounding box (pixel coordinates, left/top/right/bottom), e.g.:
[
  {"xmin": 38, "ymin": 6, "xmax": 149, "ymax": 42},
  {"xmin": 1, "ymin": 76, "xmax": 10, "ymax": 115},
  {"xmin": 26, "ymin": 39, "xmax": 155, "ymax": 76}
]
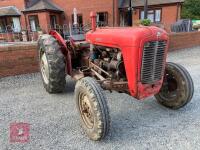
[
  {"xmin": 96, "ymin": 12, "xmax": 108, "ymax": 26},
  {"xmin": 50, "ymin": 15, "xmax": 57, "ymax": 29},
  {"xmin": 140, "ymin": 8, "xmax": 162, "ymax": 23},
  {"xmin": 0, "ymin": 17, "xmax": 7, "ymax": 33},
  {"xmin": 12, "ymin": 17, "xmax": 21, "ymax": 33},
  {"xmin": 0, "ymin": 16, "xmax": 21, "ymax": 33},
  {"xmin": 28, "ymin": 15, "xmax": 40, "ymax": 32},
  {"xmin": 71, "ymin": 13, "xmax": 83, "ymax": 27}
]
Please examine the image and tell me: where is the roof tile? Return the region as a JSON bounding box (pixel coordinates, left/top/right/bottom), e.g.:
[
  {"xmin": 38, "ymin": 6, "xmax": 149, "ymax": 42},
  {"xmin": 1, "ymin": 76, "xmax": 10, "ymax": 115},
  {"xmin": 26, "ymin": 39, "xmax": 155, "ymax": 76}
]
[
  {"xmin": 0, "ymin": 6, "xmax": 21, "ymax": 17},
  {"xmin": 119, "ymin": 0, "xmax": 184, "ymax": 8},
  {"xmin": 23, "ymin": 0, "xmax": 63, "ymax": 12}
]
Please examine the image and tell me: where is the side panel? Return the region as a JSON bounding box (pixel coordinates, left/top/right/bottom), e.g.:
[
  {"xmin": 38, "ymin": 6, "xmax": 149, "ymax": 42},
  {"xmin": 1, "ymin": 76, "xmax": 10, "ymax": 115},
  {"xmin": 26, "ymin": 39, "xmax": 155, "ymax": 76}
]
[{"xmin": 121, "ymin": 46, "xmax": 139, "ymax": 97}]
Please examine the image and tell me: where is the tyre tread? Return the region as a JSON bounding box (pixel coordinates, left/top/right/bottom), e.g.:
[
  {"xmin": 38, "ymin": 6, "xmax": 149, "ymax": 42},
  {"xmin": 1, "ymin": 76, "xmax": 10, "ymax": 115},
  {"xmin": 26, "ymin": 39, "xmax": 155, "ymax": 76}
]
[
  {"xmin": 75, "ymin": 77, "xmax": 110, "ymax": 141},
  {"xmin": 38, "ymin": 34, "xmax": 66, "ymax": 93}
]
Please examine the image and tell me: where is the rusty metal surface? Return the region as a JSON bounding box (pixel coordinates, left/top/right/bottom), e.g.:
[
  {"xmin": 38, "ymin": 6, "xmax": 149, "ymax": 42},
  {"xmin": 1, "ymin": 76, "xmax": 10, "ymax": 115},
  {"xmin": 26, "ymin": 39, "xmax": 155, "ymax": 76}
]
[
  {"xmin": 91, "ymin": 69, "xmax": 105, "ymax": 81},
  {"xmin": 101, "ymin": 80, "xmax": 129, "ymax": 92},
  {"xmin": 90, "ymin": 62, "xmax": 112, "ymax": 78}
]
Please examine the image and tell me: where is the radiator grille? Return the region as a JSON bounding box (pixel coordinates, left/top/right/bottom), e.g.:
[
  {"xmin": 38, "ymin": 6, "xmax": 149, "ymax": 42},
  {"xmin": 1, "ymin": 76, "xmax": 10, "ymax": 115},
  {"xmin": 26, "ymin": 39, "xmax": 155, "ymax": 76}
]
[{"xmin": 141, "ymin": 41, "xmax": 167, "ymax": 84}]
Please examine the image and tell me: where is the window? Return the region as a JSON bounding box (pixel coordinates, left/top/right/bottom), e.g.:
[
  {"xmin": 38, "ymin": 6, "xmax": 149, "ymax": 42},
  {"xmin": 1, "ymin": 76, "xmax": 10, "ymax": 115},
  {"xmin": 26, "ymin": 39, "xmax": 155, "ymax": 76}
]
[
  {"xmin": 29, "ymin": 15, "xmax": 40, "ymax": 32},
  {"xmin": 140, "ymin": 9, "xmax": 161, "ymax": 23},
  {"xmin": 0, "ymin": 17, "xmax": 21, "ymax": 33},
  {"xmin": 0, "ymin": 18, "xmax": 6, "ymax": 33},
  {"xmin": 12, "ymin": 17, "xmax": 21, "ymax": 32},
  {"xmin": 72, "ymin": 14, "xmax": 83, "ymax": 27},
  {"xmin": 97, "ymin": 12, "xmax": 108, "ymax": 27},
  {"xmin": 119, "ymin": 10, "xmax": 132, "ymax": 27},
  {"xmin": 50, "ymin": 15, "xmax": 57, "ymax": 29}
]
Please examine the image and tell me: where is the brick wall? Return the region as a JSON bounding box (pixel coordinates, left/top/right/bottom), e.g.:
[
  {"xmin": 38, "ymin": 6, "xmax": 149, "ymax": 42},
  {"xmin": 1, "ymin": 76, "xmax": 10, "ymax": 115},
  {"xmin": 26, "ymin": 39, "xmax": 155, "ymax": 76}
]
[
  {"xmin": 161, "ymin": 4, "xmax": 181, "ymax": 32},
  {"xmin": 0, "ymin": 43, "xmax": 38, "ymax": 77},
  {"xmin": 51, "ymin": 0, "xmax": 118, "ymax": 26},
  {"xmin": 0, "ymin": 33, "xmax": 19, "ymax": 42},
  {"xmin": 169, "ymin": 31, "xmax": 200, "ymax": 51}
]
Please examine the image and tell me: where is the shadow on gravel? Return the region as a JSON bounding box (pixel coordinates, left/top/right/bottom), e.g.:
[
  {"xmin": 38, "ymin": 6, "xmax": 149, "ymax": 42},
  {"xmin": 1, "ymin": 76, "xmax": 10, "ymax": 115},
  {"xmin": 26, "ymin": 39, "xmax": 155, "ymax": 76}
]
[{"xmin": 64, "ymin": 79, "xmax": 76, "ymax": 93}]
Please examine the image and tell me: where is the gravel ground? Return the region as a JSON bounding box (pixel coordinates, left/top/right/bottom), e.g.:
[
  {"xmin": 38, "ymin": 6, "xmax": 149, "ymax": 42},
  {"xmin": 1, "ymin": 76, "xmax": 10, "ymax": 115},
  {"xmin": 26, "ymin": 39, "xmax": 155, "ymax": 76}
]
[{"xmin": 0, "ymin": 47, "xmax": 200, "ymax": 150}]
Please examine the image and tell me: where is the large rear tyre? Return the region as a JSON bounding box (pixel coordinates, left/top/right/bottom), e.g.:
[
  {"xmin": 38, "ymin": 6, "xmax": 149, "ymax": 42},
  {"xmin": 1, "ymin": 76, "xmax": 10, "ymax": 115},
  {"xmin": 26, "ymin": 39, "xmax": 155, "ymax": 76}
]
[
  {"xmin": 75, "ymin": 77, "xmax": 110, "ymax": 141},
  {"xmin": 38, "ymin": 34, "xmax": 66, "ymax": 93},
  {"xmin": 155, "ymin": 62, "xmax": 194, "ymax": 109}
]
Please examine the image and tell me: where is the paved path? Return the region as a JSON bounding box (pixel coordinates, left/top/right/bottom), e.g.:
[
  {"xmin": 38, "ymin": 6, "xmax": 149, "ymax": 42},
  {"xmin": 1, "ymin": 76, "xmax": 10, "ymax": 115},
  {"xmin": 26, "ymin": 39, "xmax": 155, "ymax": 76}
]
[{"xmin": 0, "ymin": 47, "xmax": 200, "ymax": 150}]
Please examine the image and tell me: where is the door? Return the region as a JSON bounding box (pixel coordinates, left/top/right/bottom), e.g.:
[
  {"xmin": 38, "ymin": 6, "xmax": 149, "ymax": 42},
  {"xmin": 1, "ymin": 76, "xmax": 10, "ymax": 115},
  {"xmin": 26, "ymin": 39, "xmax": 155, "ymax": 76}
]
[{"xmin": 29, "ymin": 15, "xmax": 39, "ymax": 32}]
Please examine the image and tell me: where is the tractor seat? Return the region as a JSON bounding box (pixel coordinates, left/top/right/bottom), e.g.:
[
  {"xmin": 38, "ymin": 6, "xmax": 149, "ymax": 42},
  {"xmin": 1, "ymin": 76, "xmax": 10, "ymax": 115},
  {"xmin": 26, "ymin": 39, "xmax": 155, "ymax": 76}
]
[{"xmin": 74, "ymin": 40, "xmax": 90, "ymax": 49}]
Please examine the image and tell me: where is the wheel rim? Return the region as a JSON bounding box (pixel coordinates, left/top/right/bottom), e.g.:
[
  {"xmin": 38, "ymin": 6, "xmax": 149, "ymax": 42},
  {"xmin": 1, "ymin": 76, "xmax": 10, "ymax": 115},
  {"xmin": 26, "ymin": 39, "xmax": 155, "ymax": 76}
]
[
  {"xmin": 79, "ymin": 92, "xmax": 94, "ymax": 129},
  {"xmin": 159, "ymin": 72, "xmax": 184, "ymax": 101},
  {"xmin": 40, "ymin": 52, "xmax": 49, "ymax": 84}
]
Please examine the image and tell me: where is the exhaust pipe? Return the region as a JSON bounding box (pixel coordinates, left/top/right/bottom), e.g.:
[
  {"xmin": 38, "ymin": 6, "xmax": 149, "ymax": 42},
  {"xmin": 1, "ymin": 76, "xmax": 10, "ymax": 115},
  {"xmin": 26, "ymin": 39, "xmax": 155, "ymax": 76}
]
[{"xmin": 90, "ymin": 11, "xmax": 97, "ymax": 32}]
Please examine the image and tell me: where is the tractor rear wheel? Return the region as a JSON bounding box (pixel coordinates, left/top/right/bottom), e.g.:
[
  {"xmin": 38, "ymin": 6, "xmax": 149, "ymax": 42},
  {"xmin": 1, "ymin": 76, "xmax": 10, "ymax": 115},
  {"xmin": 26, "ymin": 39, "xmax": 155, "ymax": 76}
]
[
  {"xmin": 155, "ymin": 62, "xmax": 194, "ymax": 109},
  {"xmin": 75, "ymin": 77, "xmax": 110, "ymax": 141},
  {"xmin": 38, "ymin": 34, "xmax": 66, "ymax": 93}
]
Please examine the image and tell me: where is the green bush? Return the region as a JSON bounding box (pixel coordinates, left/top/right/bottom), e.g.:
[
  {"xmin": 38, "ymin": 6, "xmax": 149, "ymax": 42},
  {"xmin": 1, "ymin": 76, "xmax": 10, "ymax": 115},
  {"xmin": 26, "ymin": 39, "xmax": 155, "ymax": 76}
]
[
  {"xmin": 140, "ymin": 19, "xmax": 151, "ymax": 26},
  {"xmin": 181, "ymin": 0, "xmax": 200, "ymax": 19}
]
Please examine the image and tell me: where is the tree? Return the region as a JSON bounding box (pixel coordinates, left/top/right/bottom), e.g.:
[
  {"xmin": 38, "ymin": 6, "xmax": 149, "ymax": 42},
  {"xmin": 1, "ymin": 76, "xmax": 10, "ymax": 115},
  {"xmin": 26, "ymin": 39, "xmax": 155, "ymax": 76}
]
[{"xmin": 181, "ymin": 0, "xmax": 200, "ymax": 19}]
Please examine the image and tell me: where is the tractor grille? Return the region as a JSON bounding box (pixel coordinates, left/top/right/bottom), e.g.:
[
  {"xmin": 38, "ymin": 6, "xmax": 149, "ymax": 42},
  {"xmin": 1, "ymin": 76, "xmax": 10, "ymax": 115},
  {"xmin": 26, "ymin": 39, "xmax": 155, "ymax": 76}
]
[{"xmin": 141, "ymin": 40, "xmax": 167, "ymax": 84}]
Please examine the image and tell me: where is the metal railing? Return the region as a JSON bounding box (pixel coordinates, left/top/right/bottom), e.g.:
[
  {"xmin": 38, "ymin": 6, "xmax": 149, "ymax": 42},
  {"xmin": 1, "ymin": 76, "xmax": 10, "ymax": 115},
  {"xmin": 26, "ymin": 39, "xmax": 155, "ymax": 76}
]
[{"xmin": 0, "ymin": 21, "xmax": 111, "ymax": 42}]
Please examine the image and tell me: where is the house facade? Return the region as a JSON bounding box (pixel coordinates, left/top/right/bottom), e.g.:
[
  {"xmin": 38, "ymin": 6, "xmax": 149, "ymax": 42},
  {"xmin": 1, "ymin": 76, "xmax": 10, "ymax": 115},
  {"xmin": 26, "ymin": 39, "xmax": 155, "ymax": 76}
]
[
  {"xmin": 0, "ymin": 0, "xmax": 118, "ymax": 34},
  {"xmin": 119, "ymin": 0, "xmax": 184, "ymax": 31},
  {"xmin": 0, "ymin": 0, "xmax": 184, "ymax": 41}
]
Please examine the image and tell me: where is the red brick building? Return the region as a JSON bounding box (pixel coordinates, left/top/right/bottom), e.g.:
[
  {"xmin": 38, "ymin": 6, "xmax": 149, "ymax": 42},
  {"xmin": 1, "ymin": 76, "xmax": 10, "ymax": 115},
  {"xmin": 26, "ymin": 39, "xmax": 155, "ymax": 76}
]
[
  {"xmin": 119, "ymin": 0, "xmax": 184, "ymax": 31},
  {"xmin": 0, "ymin": 0, "xmax": 184, "ymax": 39}
]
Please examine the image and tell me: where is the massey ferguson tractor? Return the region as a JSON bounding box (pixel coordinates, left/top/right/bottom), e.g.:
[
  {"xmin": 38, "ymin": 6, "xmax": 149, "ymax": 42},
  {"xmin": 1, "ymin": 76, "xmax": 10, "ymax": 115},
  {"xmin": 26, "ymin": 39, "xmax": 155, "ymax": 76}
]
[{"xmin": 38, "ymin": 12, "xmax": 194, "ymax": 141}]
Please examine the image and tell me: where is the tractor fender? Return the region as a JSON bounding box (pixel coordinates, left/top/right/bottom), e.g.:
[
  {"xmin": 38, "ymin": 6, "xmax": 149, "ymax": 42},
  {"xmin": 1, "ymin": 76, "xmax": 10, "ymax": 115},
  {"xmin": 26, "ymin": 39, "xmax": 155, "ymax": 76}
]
[{"xmin": 49, "ymin": 30, "xmax": 72, "ymax": 75}]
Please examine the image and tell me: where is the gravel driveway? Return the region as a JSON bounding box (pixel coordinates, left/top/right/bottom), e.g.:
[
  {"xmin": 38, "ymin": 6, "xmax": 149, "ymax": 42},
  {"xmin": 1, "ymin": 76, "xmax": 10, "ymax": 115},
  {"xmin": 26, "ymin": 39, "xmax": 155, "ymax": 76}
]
[{"xmin": 0, "ymin": 47, "xmax": 200, "ymax": 150}]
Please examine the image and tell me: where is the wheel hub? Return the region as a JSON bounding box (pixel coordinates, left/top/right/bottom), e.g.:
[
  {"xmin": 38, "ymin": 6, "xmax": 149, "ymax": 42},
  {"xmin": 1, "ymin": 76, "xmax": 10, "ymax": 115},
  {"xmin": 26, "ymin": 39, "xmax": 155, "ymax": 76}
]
[
  {"xmin": 79, "ymin": 93, "xmax": 94, "ymax": 129},
  {"xmin": 160, "ymin": 73, "xmax": 181, "ymax": 101},
  {"xmin": 40, "ymin": 53, "xmax": 49, "ymax": 84}
]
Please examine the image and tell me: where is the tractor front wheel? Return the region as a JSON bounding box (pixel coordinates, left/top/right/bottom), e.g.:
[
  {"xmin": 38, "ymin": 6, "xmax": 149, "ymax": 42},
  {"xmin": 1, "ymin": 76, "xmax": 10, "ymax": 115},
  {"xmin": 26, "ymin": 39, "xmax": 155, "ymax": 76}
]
[
  {"xmin": 155, "ymin": 62, "xmax": 194, "ymax": 109},
  {"xmin": 75, "ymin": 77, "xmax": 110, "ymax": 141},
  {"xmin": 38, "ymin": 34, "xmax": 66, "ymax": 93}
]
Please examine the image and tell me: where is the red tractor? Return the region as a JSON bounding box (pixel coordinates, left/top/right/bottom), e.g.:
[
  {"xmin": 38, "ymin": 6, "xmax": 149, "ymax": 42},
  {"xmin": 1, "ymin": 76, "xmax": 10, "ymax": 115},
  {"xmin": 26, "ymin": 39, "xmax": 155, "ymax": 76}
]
[{"xmin": 38, "ymin": 12, "xmax": 194, "ymax": 141}]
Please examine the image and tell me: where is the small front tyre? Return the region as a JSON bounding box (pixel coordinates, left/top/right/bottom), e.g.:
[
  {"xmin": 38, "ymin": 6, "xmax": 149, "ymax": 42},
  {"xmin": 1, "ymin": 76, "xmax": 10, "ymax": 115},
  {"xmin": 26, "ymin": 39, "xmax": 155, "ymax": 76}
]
[
  {"xmin": 155, "ymin": 62, "xmax": 194, "ymax": 109},
  {"xmin": 75, "ymin": 77, "xmax": 110, "ymax": 141}
]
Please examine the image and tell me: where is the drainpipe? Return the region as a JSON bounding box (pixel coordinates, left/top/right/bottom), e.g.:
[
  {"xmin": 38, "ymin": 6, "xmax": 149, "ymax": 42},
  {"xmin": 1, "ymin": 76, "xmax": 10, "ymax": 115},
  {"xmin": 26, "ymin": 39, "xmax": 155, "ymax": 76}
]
[
  {"xmin": 144, "ymin": 0, "xmax": 148, "ymax": 19},
  {"xmin": 24, "ymin": 13, "xmax": 29, "ymax": 41},
  {"xmin": 113, "ymin": 0, "xmax": 115, "ymax": 27},
  {"xmin": 176, "ymin": 3, "xmax": 180, "ymax": 21},
  {"xmin": 128, "ymin": 0, "xmax": 133, "ymax": 26},
  {"xmin": 24, "ymin": 13, "xmax": 28, "ymax": 30},
  {"xmin": 90, "ymin": 12, "xmax": 97, "ymax": 32}
]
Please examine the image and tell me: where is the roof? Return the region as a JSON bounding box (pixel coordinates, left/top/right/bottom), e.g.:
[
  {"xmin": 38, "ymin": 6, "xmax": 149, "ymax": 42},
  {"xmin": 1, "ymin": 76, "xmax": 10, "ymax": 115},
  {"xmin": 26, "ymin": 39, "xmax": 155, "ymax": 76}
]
[
  {"xmin": 0, "ymin": 6, "xmax": 21, "ymax": 17},
  {"xmin": 23, "ymin": 0, "xmax": 63, "ymax": 12},
  {"xmin": 119, "ymin": 0, "xmax": 184, "ymax": 8}
]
